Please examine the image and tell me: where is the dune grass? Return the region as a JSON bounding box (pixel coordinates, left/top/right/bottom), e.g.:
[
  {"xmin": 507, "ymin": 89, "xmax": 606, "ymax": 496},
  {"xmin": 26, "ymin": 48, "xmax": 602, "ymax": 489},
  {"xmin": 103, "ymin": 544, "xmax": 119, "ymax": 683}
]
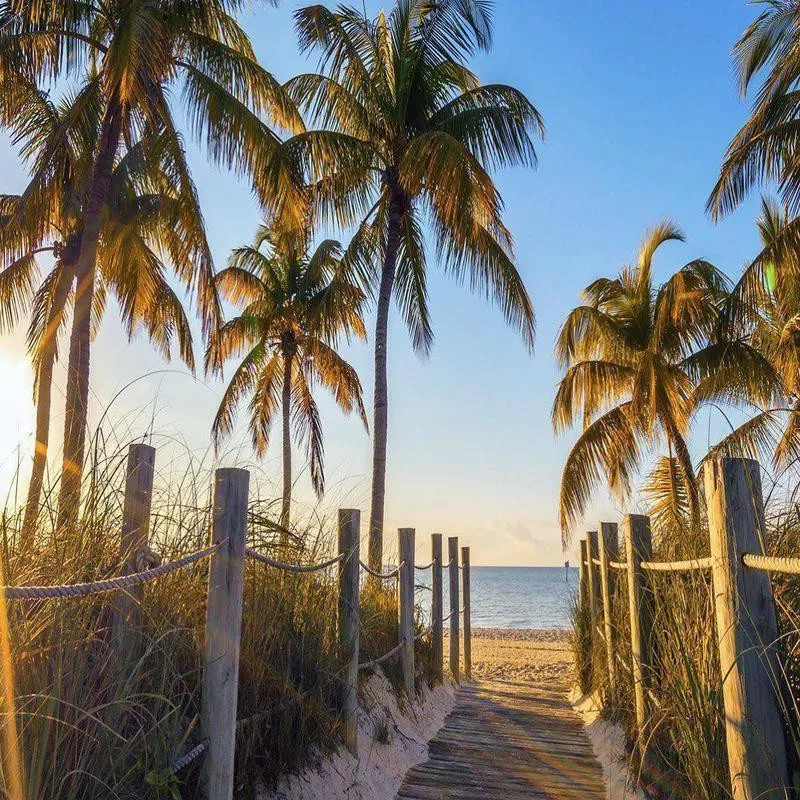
[
  {"xmin": 0, "ymin": 439, "xmax": 432, "ymax": 799},
  {"xmin": 572, "ymin": 503, "xmax": 800, "ymax": 799}
]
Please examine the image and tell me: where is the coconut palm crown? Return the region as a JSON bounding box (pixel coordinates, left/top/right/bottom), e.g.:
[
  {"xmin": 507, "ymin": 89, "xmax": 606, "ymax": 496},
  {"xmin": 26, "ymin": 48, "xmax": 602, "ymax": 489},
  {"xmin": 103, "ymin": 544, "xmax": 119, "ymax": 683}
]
[
  {"xmin": 0, "ymin": 78, "xmax": 199, "ymax": 545},
  {"xmin": 207, "ymin": 223, "xmax": 369, "ymax": 528},
  {"xmin": 708, "ymin": 0, "xmax": 800, "ymax": 220},
  {"xmin": 0, "ymin": 0, "xmax": 306, "ymax": 527},
  {"xmin": 289, "ymin": 0, "xmax": 542, "ymax": 568},
  {"xmin": 704, "ymin": 197, "xmax": 800, "ymax": 468},
  {"xmin": 552, "ymin": 222, "xmax": 732, "ymax": 543}
]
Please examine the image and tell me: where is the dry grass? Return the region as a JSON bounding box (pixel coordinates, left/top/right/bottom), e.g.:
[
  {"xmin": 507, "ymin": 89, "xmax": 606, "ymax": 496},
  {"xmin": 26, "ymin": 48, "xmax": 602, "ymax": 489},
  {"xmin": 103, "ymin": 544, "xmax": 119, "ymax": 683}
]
[
  {"xmin": 572, "ymin": 504, "xmax": 800, "ymax": 800},
  {"xmin": 0, "ymin": 439, "xmax": 423, "ymax": 799}
]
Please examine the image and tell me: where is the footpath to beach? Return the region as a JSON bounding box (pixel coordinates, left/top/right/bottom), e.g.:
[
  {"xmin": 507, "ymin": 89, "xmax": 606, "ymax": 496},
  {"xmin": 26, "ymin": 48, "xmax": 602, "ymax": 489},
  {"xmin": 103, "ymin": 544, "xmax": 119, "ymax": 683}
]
[{"xmin": 396, "ymin": 629, "xmax": 607, "ymax": 800}]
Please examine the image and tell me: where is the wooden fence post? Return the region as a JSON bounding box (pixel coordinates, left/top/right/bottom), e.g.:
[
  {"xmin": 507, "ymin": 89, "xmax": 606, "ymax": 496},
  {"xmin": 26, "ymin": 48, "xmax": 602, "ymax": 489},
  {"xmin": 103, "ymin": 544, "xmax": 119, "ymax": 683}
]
[
  {"xmin": 338, "ymin": 509, "xmax": 360, "ymax": 756},
  {"xmin": 578, "ymin": 538, "xmax": 588, "ymax": 612},
  {"xmin": 399, "ymin": 528, "xmax": 416, "ymax": 695},
  {"xmin": 598, "ymin": 522, "xmax": 618, "ymax": 699},
  {"xmin": 116, "ymin": 443, "xmax": 155, "ymax": 662},
  {"xmin": 586, "ymin": 531, "xmax": 600, "ymax": 643},
  {"xmin": 448, "ymin": 536, "xmax": 460, "ymax": 683},
  {"xmin": 202, "ymin": 468, "xmax": 249, "ymax": 800},
  {"xmin": 622, "ymin": 513, "xmax": 652, "ymax": 752},
  {"xmin": 461, "ymin": 546, "xmax": 472, "ymax": 678},
  {"xmin": 431, "ymin": 534, "xmax": 443, "ymax": 682},
  {"xmin": 705, "ymin": 457, "xmax": 789, "ymax": 800}
]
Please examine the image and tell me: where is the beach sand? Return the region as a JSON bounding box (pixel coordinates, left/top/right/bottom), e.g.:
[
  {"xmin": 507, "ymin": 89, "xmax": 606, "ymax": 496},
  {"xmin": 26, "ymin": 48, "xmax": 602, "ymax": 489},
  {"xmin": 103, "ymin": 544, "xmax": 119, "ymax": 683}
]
[{"xmin": 447, "ymin": 627, "xmax": 574, "ymax": 683}]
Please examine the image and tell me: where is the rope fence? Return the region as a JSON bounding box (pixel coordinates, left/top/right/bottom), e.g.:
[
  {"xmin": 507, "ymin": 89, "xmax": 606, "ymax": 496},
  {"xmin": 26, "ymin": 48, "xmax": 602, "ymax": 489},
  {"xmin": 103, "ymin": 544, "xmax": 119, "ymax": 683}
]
[
  {"xmin": 0, "ymin": 545, "xmax": 219, "ymax": 600},
  {"xmin": 170, "ymin": 690, "xmax": 311, "ymax": 775},
  {"xmin": 742, "ymin": 553, "xmax": 800, "ymax": 575},
  {"xmin": 641, "ymin": 557, "xmax": 712, "ymax": 573},
  {"xmin": 5, "ymin": 445, "xmax": 475, "ymax": 799},
  {"xmin": 246, "ymin": 548, "xmax": 343, "ymax": 573},
  {"xmin": 359, "ymin": 560, "xmax": 402, "ymax": 580},
  {"xmin": 358, "ymin": 641, "xmax": 405, "ymax": 671},
  {"xmin": 414, "ymin": 624, "xmax": 434, "ymax": 642},
  {"xmin": 578, "ymin": 457, "xmax": 797, "ymax": 798}
]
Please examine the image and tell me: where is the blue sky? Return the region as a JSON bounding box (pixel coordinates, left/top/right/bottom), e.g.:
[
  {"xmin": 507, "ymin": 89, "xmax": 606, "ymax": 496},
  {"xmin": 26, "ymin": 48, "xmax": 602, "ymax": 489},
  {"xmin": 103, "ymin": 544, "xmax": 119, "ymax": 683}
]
[{"xmin": 0, "ymin": 1, "xmax": 768, "ymax": 565}]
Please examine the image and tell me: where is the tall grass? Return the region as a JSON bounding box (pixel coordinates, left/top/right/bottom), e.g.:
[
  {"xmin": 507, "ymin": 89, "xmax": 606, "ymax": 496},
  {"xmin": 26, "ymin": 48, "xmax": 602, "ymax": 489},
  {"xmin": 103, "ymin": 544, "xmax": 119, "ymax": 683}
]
[
  {"xmin": 574, "ymin": 502, "xmax": 800, "ymax": 800},
  {"xmin": 0, "ymin": 438, "xmax": 423, "ymax": 799}
]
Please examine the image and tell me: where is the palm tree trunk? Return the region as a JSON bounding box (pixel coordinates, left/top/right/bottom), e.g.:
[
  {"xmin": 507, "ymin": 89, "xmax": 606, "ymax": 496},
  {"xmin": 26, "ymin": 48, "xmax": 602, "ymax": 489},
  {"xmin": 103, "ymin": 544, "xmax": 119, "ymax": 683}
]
[
  {"xmin": 368, "ymin": 186, "xmax": 404, "ymax": 571},
  {"xmin": 57, "ymin": 100, "xmax": 121, "ymax": 529},
  {"xmin": 280, "ymin": 341, "xmax": 294, "ymax": 532},
  {"xmin": 21, "ymin": 263, "xmax": 73, "ymax": 549},
  {"xmin": 665, "ymin": 421, "xmax": 701, "ymax": 533}
]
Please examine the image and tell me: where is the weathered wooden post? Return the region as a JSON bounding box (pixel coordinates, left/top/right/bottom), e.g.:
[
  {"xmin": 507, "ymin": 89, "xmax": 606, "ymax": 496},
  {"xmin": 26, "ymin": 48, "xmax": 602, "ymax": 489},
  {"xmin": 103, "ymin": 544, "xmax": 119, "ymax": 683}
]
[
  {"xmin": 202, "ymin": 468, "xmax": 249, "ymax": 800},
  {"xmin": 431, "ymin": 533, "xmax": 444, "ymax": 681},
  {"xmin": 586, "ymin": 531, "xmax": 600, "ymax": 642},
  {"xmin": 398, "ymin": 528, "xmax": 416, "ymax": 695},
  {"xmin": 448, "ymin": 536, "xmax": 460, "ymax": 682},
  {"xmin": 116, "ymin": 443, "xmax": 155, "ymax": 661},
  {"xmin": 598, "ymin": 522, "xmax": 618, "ymax": 698},
  {"xmin": 461, "ymin": 546, "xmax": 472, "ymax": 678},
  {"xmin": 578, "ymin": 538, "xmax": 588, "ymax": 611},
  {"xmin": 622, "ymin": 513, "xmax": 652, "ymax": 752},
  {"xmin": 705, "ymin": 457, "xmax": 789, "ymax": 800},
  {"xmin": 338, "ymin": 509, "xmax": 360, "ymax": 755}
]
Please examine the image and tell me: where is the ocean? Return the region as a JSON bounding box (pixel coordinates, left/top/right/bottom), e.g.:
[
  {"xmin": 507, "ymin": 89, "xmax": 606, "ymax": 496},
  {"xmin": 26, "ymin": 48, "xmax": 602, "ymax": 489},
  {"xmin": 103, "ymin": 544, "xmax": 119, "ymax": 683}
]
[{"xmin": 418, "ymin": 566, "xmax": 579, "ymax": 630}]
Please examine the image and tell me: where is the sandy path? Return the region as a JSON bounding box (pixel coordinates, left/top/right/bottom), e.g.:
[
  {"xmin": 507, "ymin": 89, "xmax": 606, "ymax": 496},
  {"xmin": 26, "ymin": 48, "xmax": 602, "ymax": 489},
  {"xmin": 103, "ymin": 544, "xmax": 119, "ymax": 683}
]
[{"xmin": 446, "ymin": 627, "xmax": 573, "ymax": 684}]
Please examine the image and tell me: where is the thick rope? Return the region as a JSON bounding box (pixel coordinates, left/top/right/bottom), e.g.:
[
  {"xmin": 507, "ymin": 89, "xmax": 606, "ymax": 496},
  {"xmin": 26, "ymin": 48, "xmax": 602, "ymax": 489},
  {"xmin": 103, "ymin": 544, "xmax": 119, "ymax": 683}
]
[
  {"xmin": 641, "ymin": 557, "xmax": 712, "ymax": 573},
  {"xmin": 609, "ymin": 560, "xmax": 627, "ymax": 570},
  {"xmin": 359, "ymin": 560, "xmax": 401, "ymax": 580},
  {"xmin": 743, "ymin": 553, "xmax": 800, "ymax": 575},
  {"xmin": 415, "ymin": 561, "xmax": 434, "ymax": 570},
  {"xmin": 1, "ymin": 545, "xmax": 218, "ymax": 600},
  {"xmin": 170, "ymin": 741, "xmax": 207, "ymax": 774},
  {"xmin": 414, "ymin": 625, "xmax": 433, "ymax": 642},
  {"xmin": 591, "ymin": 558, "xmax": 602, "ymax": 567},
  {"xmin": 246, "ymin": 548, "xmax": 343, "ymax": 573},
  {"xmin": 169, "ymin": 691, "xmax": 309, "ymax": 775},
  {"xmin": 358, "ymin": 641, "xmax": 404, "ymax": 671},
  {"xmin": 442, "ymin": 610, "xmax": 455, "ymax": 623}
]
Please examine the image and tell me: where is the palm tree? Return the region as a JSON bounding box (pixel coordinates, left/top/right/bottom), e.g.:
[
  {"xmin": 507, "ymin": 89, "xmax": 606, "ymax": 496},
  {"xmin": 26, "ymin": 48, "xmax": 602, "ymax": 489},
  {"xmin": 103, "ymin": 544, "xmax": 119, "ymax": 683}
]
[
  {"xmin": 0, "ymin": 80, "xmax": 197, "ymax": 546},
  {"xmin": 289, "ymin": 0, "xmax": 542, "ymax": 568},
  {"xmin": 708, "ymin": 0, "xmax": 800, "ymax": 219},
  {"xmin": 207, "ymin": 223, "xmax": 368, "ymax": 529},
  {"xmin": 0, "ymin": 0, "xmax": 306, "ymax": 527},
  {"xmin": 552, "ymin": 222, "xmax": 731, "ymax": 541},
  {"xmin": 702, "ymin": 197, "xmax": 800, "ymax": 467}
]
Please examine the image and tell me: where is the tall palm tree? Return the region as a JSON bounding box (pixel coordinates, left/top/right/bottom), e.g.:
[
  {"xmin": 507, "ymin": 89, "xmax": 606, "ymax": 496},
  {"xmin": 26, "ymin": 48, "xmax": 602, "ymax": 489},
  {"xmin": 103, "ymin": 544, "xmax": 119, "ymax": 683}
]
[
  {"xmin": 552, "ymin": 222, "xmax": 731, "ymax": 541},
  {"xmin": 207, "ymin": 223, "xmax": 368, "ymax": 529},
  {"xmin": 290, "ymin": 0, "xmax": 542, "ymax": 568},
  {"xmin": 0, "ymin": 0, "xmax": 306, "ymax": 527},
  {"xmin": 701, "ymin": 197, "xmax": 800, "ymax": 467},
  {"xmin": 0, "ymin": 80, "xmax": 197, "ymax": 546},
  {"xmin": 708, "ymin": 0, "xmax": 800, "ymax": 219}
]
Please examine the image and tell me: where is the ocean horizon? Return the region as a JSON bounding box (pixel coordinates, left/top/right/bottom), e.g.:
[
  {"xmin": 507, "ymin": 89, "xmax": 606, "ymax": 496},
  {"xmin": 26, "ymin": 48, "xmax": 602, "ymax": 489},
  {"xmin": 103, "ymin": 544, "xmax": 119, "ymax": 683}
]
[{"xmin": 419, "ymin": 565, "xmax": 579, "ymax": 629}]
